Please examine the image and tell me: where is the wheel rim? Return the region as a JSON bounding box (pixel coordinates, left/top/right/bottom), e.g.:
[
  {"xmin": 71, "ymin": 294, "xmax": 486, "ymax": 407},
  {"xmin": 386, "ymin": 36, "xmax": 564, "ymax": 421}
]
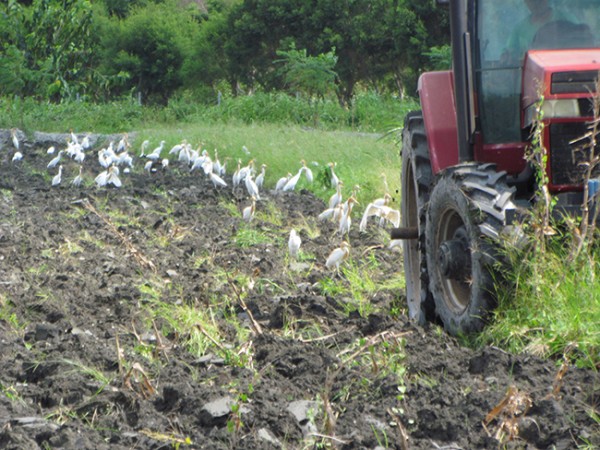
[{"xmin": 435, "ymin": 207, "xmax": 472, "ymax": 314}]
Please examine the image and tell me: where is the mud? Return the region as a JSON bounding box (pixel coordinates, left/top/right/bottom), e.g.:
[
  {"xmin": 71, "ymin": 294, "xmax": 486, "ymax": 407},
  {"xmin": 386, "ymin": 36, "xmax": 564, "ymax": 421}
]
[{"xmin": 0, "ymin": 130, "xmax": 597, "ymax": 449}]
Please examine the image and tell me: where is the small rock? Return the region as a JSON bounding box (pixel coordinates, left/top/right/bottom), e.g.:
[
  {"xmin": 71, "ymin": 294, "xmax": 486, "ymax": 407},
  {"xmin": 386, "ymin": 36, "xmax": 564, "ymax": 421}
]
[
  {"xmin": 287, "ymin": 400, "xmax": 319, "ymax": 437},
  {"xmin": 257, "ymin": 428, "xmax": 281, "ymax": 447},
  {"xmin": 197, "ymin": 396, "xmax": 250, "ymax": 426}
]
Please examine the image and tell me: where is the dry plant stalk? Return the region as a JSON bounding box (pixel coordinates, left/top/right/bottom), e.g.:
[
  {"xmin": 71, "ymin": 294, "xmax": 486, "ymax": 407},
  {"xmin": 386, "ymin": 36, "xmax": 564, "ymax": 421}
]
[
  {"xmin": 546, "ymin": 355, "xmax": 570, "ymax": 400},
  {"xmin": 195, "ymin": 323, "xmax": 227, "ymax": 352},
  {"xmin": 569, "ymin": 77, "xmax": 600, "ymax": 257},
  {"xmin": 115, "ymin": 333, "xmax": 124, "ymax": 376},
  {"xmin": 78, "ymin": 199, "xmax": 157, "ymax": 273},
  {"xmin": 317, "ymin": 330, "xmax": 411, "ymax": 448},
  {"xmin": 123, "ymin": 362, "xmax": 156, "ymax": 399},
  {"xmin": 386, "ymin": 407, "xmax": 410, "ymax": 450},
  {"xmin": 483, "ymin": 385, "xmax": 533, "ymax": 443},
  {"xmin": 226, "ymin": 273, "xmax": 263, "ymax": 335}
]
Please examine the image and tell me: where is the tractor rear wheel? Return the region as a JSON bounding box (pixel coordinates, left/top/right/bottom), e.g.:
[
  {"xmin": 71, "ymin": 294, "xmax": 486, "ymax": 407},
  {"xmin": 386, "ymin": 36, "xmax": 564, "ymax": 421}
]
[
  {"xmin": 401, "ymin": 112, "xmax": 435, "ymax": 324},
  {"xmin": 425, "ymin": 164, "xmax": 516, "ymax": 335}
]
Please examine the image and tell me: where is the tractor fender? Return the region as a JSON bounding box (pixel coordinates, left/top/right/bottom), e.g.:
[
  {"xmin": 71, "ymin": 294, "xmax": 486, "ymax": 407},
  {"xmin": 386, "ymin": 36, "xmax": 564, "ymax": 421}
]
[{"xmin": 418, "ymin": 71, "xmax": 459, "ymax": 174}]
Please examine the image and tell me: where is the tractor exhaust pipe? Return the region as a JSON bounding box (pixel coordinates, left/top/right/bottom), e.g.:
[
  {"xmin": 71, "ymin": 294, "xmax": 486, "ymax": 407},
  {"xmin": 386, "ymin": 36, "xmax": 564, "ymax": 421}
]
[{"xmin": 390, "ymin": 226, "xmax": 419, "ymax": 240}]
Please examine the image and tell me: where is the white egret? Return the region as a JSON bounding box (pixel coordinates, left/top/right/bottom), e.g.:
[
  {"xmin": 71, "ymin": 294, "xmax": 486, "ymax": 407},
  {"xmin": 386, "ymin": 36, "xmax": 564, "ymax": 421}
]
[
  {"xmin": 96, "ymin": 166, "xmax": 121, "ymax": 187},
  {"xmin": 98, "ymin": 149, "xmax": 111, "ymax": 168},
  {"xmin": 275, "ymin": 173, "xmax": 292, "ymax": 191},
  {"xmin": 95, "ymin": 170, "xmax": 108, "ymax": 186},
  {"xmin": 373, "ymin": 192, "xmax": 392, "ymax": 207},
  {"xmin": 242, "ymin": 197, "xmax": 256, "ymax": 222},
  {"xmin": 255, "ymin": 164, "xmax": 267, "ymax": 189},
  {"xmin": 359, "ymin": 203, "xmax": 400, "ymax": 232},
  {"xmin": 339, "ymin": 196, "xmax": 358, "ymax": 236},
  {"xmin": 47, "ymin": 151, "xmax": 64, "ymax": 169},
  {"xmin": 116, "ymin": 133, "xmax": 129, "ymax": 153},
  {"xmin": 232, "ymin": 159, "xmax": 243, "ymax": 187},
  {"xmin": 326, "ymin": 241, "xmax": 350, "ymax": 272},
  {"xmin": 81, "ymin": 134, "xmax": 91, "ymax": 150},
  {"xmin": 242, "ymin": 145, "xmax": 251, "ymax": 156},
  {"xmin": 209, "ymin": 172, "xmax": 228, "ymax": 188},
  {"xmin": 107, "ymin": 166, "xmax": 122, "ymax": 187},
  {"xmin": 47, "ymin": 146, "xmax": 56, "ymax": 155},
  {"xmin": 389, "ymin": 239, "xmax": 403, "ymax": 251},
  {"xmin": 301, "ymin": 160, "xmax": 313, "ymax": 183},
  {"xmin": 169, "ymin": 139, "xmax": 186, "ymax": 155},
  {"xmin": 72, "ymin": 166, "xmax": 84, "ymax": 187},
  {"xmin": 212, "ymin": 149, "xmax": 222, "ymax": 175},
  {"xmin": 117, "ymin": 151, "xmax": 132, "ymax": 167},
  {"xmin": 283, "ymin": 168, "xmax": 303, "ymax": 192},
  {"xmin": 178, "ymin": 144, "xmax": 193, "ymax": 166},
  {"xmin": 328, "ymin": 162, "xmax": 340, "ymax": 188},
  {"xmin": 73, "ymin": 148, "xmax": 86, "ymax": 164},
  {"xmin": 70, "ymin": 129, "xmax": 79, "ymax": 145},
  {"xmin": 189, "ymin": 153, "xmax": 206, "ymax": 173},
  {"xmin": 328, "ymin": 180, "xmax": 344, "ymax": 209},
  {"xmin": 220, "ymin": 157, "xmax": 230, "ymax": 177},
  {"xmin": 202, "ymin": 156, "xmax": 213, "ymax": 175},
  {"xmin": 238, "ymin": 159, "xmax": 255, "ymax": 181},
  {"xmin": 146, "ymin": 141, "xmax": 165, "ymax": 160},
  {"xmin": 245, "ymin": 173, "xmax": 261, "ymax": 200},
  {"xmin": 318, "ymin": 204, "xmax": 343, "ymax": 222},
  {"xmin": 140, "ymin": 139, "xmax": 150, "ymax": 157},
  {"xmin": 10, "ymin": 128, "xmax": 19, "ymax": 150},
  {"xmin": 52, "ymin": 165, "xmax": 63, "ymax": 186},
  {"xmin": 288, "ymin": 229, "xmax": 302, "ymax": 260},
  {"xmin": 12, "ymin": 151, "xmax": 23, "ymax": 162},
  {"xmin": 65, "ymin": 140, "xmax": 82, "ymax": 158}
]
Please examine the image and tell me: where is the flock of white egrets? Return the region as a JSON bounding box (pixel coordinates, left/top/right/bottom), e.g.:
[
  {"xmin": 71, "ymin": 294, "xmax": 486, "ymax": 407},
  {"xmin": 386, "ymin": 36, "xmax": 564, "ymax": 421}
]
[{"xmin": 7, "ymin": 128, "xmax": 400, "ymax": 273}]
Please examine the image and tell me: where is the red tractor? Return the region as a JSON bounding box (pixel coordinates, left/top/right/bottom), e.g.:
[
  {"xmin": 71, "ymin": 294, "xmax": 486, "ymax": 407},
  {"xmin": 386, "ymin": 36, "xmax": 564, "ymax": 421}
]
[{"xmin": 395, "ymin": 0, "xmax": 600, "ymax": 334}]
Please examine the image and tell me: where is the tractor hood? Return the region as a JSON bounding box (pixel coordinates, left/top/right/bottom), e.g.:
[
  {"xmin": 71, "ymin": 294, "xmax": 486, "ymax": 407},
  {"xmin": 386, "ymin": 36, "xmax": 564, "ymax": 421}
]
[{"xmin": 522, "ymin": 49, "xmax": 600, "ymax": 125}]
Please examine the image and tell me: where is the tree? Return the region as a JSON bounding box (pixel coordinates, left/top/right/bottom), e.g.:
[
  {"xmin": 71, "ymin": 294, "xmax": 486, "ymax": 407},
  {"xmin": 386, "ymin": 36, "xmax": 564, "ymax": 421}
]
[
  {"xmin": 0, "ymin": 0, "xmax": 96, "ymax": 101},
  {"xmin": 98, "ymin": 0, "xmax": 199, "ymax": 104},
  {"xmin": 221, "ymin": 0, "xmax": 449, "ymax": 102},
  {"xmin": 276, "ymin": 44, "xmax": 338, "ymax": 125}
]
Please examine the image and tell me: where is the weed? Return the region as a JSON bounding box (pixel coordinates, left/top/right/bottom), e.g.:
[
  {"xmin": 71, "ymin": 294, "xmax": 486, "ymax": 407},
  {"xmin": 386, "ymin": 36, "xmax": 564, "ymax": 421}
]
[
  {"xmin": 0, "ymin": 296, "xmax": 26, "ymax": 334},
  {"xmin": 60, "ymin": 358, "xmax": 113, "ymax": 387},
  {"xmin": 233, "ymin": 226, "xmax": 274, "ymax": 248}
]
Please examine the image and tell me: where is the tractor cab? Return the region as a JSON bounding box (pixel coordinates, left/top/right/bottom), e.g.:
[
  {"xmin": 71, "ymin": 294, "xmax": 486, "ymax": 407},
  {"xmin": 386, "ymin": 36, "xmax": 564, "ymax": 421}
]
[
  {"xmin": 398, "ymin": 0, "xmax": 600, "ymax": 334},
  {"xmin": 476, "ymin": 0, "xmax": 600, "ymax": 191}
]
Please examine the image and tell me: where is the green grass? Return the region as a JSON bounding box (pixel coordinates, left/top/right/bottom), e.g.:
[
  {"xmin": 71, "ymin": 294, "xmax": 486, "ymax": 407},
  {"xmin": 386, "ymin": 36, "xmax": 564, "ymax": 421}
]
[
  {"xmin": 131, "ymin": 121, "xmax": 400, "ymax": 207},
  {"xmin": 479, "ymin": 241, "xmax": 600, "ymax": 367}
]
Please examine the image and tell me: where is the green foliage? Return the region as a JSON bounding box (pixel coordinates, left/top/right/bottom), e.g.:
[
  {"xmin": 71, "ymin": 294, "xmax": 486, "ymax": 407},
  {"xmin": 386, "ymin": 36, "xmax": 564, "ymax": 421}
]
[
  {"xmin": 0, "ymin": 0, "xmax": 448, "ymax": 104},
  {"xmin": 276, "ymin": 44, "xmax": 338, "ymax": 100},
  {"xmin": 482, "ymin": 238, "xmax": 600, "ymax": 367},
  {"xmin": 98, "ymin": 0, "xmax": 198, "ymax": 104},
  {"xmin": 0, "ymin": 91, "xmax": 415, "ymax": 135},
  {"xmin": 0, "ymin": 0, "xmax": 95, "ymax": 101},
  {"xmin": 424, "ymin": 45, "xmax": 452, "ymax": 70}
]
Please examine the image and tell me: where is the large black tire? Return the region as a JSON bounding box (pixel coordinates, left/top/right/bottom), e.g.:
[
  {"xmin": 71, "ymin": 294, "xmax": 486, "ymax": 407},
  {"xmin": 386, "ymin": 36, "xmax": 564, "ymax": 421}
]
[
  {"xmin": 425, "ymin": 163, "xmax": 517, "ymax": 335},
  {"xmin": 401, "ymin": 112, "xmax": 435, "ymax": 324}
]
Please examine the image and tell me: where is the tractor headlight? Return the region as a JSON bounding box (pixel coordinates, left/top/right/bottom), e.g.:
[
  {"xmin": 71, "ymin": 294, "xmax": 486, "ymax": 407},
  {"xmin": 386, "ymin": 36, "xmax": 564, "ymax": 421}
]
[
  {"xmin": 542, "ymin": 99, "xmax": 580, "ymax": 118},
  {"xmin": 525, "ymin": 99, "xmax": 581, "ymax": 126}
]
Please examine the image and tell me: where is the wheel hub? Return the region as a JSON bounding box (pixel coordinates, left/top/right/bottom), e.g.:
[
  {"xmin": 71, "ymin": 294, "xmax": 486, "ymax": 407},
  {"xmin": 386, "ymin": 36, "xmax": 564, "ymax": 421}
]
[{"xmin": 438, "ymin": 227, "xmax": 470, "ymax": 281}]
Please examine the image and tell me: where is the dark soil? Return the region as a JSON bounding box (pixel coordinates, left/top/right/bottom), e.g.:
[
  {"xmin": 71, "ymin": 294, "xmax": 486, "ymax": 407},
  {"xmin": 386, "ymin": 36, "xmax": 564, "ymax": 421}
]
[{"xmin": 0, "ymin": 130, "xmax": 598, "ymax": 450}]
